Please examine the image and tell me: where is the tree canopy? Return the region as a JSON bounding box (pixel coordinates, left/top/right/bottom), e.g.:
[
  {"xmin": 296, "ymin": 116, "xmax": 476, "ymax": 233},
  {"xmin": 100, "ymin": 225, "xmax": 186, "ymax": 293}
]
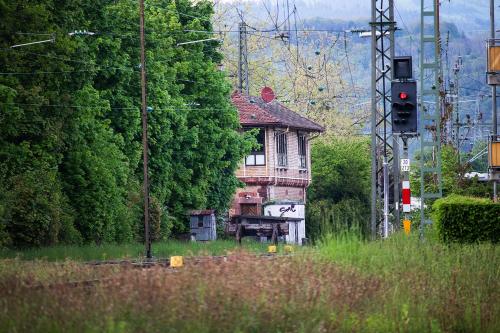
[
  {"xmin": 306, "ymin": 136, "xmax": 371, "ymax": 240},
  {"xmin": 0, "ymin": 0, "xmax": 250, "ymax": 247}
]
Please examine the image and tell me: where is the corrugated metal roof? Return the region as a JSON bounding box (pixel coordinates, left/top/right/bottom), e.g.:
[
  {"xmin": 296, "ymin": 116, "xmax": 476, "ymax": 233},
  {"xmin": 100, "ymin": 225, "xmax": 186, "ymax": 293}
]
[{"xmin": 189, "ymin": 210, "xmax": 215, "ymax": 216}]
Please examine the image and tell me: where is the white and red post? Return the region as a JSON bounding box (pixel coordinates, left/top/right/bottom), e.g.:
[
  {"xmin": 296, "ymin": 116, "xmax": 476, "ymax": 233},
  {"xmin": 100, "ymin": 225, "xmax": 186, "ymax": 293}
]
[{"xmin": 402, "ymin": 180, "xmax": 411, "ymax": 213}]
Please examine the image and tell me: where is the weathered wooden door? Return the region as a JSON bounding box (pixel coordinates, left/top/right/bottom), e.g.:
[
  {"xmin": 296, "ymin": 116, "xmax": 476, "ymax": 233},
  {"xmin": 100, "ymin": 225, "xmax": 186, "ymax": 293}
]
[{"xmin": 240, "ymin": 204, "xmax": 258, "ymax": 216}]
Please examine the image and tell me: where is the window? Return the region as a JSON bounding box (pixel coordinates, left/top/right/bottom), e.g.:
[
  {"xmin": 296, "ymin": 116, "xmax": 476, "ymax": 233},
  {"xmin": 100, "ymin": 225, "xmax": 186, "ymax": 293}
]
[
  {"xmin": 298, "ymin": 132, "xmax": 307, "ymax": 169},
  {"xmin": 245, "ymin": 128, "xmax": 266, "ymax": 166},
  {"xmin": 276, "ymin": 131, "xmax": 288, "ymax": 167}
]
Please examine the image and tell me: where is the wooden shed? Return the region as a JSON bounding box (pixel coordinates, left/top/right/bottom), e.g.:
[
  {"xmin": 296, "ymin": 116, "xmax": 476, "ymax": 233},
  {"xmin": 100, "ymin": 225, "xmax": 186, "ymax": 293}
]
[{"xmin": 189, "ymin": 210, "xmax": 217, "ymax": 241}]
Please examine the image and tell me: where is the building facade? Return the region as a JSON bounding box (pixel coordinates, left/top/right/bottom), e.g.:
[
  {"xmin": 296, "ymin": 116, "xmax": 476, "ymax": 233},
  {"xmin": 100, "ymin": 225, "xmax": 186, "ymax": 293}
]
[{"xmin": 229, "ymin": 92, "xmax": 324, "ymax": 244}]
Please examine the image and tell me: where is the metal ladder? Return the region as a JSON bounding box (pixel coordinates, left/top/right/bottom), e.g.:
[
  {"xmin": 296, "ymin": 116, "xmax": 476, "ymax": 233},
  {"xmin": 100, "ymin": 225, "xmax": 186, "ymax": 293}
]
[{"xmin": 419, "ymin": 0, "xmax": 443, "ymax": 235}]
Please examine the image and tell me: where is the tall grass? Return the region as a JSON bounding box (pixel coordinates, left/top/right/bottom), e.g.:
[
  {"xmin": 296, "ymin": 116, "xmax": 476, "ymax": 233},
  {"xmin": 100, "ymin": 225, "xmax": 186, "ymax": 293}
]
[
  {"xmin": 306, "ymin": 199, "xmax": 369, "ymax": 241},
  {"xmin": 0, "ymin": 239, "xmax": 269, "ymax": 261},
  {"xmin": 317, "ymin": 230, "xmax": 500, "ymax": 332},
  {"xmin": 0, "ymin": 231, "xmax": 498, "ymax": 332},
  {"xmin": 0, "ymin": 254, "xmax": 382, "ymax": 333}
]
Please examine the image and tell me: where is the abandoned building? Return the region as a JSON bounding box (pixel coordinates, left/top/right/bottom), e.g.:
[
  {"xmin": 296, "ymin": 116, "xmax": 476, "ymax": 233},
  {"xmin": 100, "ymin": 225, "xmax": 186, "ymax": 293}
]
[{"xmin": 229, "ymin": 90, "xmax": 324, "ymax": 244}]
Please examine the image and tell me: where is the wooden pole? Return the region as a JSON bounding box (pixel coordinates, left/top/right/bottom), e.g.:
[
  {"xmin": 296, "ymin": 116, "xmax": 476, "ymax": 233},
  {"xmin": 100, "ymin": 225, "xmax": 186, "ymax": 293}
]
[{"xmin": 139, "ymin": 0, "xmax": 151, "ymax": 258}]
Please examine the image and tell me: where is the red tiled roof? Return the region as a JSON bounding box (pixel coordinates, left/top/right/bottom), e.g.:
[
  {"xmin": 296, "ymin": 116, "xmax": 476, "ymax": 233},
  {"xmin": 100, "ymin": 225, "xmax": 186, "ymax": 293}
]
[{"xmin": 231, "ymin": 91, "xmax": 324, "ymax": 132}]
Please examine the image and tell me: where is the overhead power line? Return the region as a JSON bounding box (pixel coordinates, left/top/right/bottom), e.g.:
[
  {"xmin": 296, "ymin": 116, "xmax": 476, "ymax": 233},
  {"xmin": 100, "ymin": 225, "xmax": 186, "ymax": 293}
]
[
  {"xmin": 0, "ymin": 102, "xmax": 238, "ymax": 112},
  {"xmin": 0, "ymin": 69, "xmax": 111, "ymax": 75},
  {"xmin": 4, "ymin": 27, "xmax": 349, "ymax": 40}
]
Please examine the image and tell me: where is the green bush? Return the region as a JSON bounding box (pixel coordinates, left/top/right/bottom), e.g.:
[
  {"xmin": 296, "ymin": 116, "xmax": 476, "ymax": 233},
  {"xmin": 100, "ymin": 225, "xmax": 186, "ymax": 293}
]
[
  {"xmin": 432, "ymin": 195, "xmax": 500, "ymax": 243},
  {"xmin": 307, "ymin": 136, "xmax": 371, "ymax": 240}
]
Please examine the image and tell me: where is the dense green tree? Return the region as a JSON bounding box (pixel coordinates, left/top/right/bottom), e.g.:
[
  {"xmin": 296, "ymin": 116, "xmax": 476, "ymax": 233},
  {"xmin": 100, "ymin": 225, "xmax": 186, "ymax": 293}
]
[
  {"xmin": 96, "ymin": 0, "xmax": 250, "ymax": 234},
  {"xmin": 60, "ymin": 86, "xmax": 133, "ymax": 244},
  {"xmin": 0, "ymin": 0, "xmax": 87, "ymax": 246},
  {"xmin": 0, "ymin": 0, "xmax": 249, "ymax": 246},
  {"xmin": 306, "ymin": 136, "xmax": 371, "ymax": 240},
  {"xmin": 308, "ymin": 137, "xmax": 371, "ymax": 204}
]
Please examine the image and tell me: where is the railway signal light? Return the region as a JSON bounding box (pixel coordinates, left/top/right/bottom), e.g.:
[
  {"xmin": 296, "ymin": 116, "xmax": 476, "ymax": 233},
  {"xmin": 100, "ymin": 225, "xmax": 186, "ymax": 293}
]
[
  {"xmin": 393, "ymin": 56, "xmax": 413, "ymax": 80},
  {"xmin": 391, "ymin": 81, "xmax": 418, "ymax": 134}
]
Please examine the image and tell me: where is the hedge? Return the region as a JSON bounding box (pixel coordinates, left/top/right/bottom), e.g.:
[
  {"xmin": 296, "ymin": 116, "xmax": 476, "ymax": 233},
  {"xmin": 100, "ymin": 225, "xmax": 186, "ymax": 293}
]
[{"xmin": 432, "ymin": 195, "xmax": 500, "ymax": 243}]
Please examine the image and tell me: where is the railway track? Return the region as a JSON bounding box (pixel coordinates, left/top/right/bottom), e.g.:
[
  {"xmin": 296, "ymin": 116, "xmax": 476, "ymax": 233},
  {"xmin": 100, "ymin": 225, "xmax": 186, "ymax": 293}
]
[
  {"xmin": 84, "ymin": 252, "xmax": 278, "ymax": 267},
  {"xmin": 27, "ymin": 253, "xmax": 282, "ymax": 290}
]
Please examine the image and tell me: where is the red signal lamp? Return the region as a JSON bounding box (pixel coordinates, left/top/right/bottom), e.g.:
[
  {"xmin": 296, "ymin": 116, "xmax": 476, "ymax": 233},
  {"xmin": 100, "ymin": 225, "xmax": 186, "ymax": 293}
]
[{"xmin": 399, "ymin": 92, "xmax": 408, "ymax": 100}]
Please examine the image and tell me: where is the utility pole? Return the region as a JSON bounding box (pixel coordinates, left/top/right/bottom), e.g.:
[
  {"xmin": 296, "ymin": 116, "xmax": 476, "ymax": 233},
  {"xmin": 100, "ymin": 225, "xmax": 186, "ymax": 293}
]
[
  {"xmin": 419, "ymin": 0, "xmax": 443, "ymax": 237},
  {"xmin": 238, "ymin": 21, "xmax": 249, "ymax": 95},
  {"xmin": 453, "ymin": 57, "xmax": 462, "ymax": 161},
  {"xmin": 139, "ymin": 0, "xmax": 151, "ymax": 259},
  {"xmin": 491, "ymin": 0, "xmax": 498, "ymax": 201},
  {"xmin": 492, "ymin": 0, "xmax": 497, "ymax": 137},
  {"xmin": 443, "ymin": 31, "xmax": 453, "ymax": 144},
  {"xmin": 370, "ymin": 0, "xmax": 397, "ymax": 239}
]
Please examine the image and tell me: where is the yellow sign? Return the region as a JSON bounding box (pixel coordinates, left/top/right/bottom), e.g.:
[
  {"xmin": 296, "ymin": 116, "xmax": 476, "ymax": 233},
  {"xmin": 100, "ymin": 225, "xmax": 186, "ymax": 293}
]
[
  {"xmin": 268, "ymin": 245, "xmax": 277, "ymax": 253},
  {"xmin": 170, "ymin": 256, "xmax": 183, "ymax": 268},
  {"xmin": 284, "ymin": 245, "xmax": 294, "ymax": 253},
  {"xmin": 403, "ymin": 219, "xmax": 411, "ymax": 236}
]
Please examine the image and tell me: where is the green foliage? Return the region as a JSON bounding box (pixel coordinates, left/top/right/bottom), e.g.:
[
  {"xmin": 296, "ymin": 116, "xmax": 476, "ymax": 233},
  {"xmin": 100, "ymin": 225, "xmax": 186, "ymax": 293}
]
[
  {"xmin": 0, "ymin": 0, "xmax": 88, "ymax": 246},
  {"xmin": 96, "ymin": 0, "xmax": 249, "ymax": 235},
  {"xmin": 61, "ymin": 86, "xmax": 133, "ymax": 244},
  {"xmin": 306, "ymin": 199, "xmax": 368, "ymax": 240},
  {"xmin": 411, "ymin": 144, "xmax": 492, "ymax": 198},
  {"xmin": 306, "ymin": 136, "xmax": 371, "ymax": 240},
  {"xmin": 0, "ymin": 0, "xmax": 248, "ymax": 246},
  {"xmin": 432, "ymin": 195, "xmax": 500, "ymax": 243},
  {"xmin": 2, "ymin": 167, "xmax": 79, "ymax": 247}
]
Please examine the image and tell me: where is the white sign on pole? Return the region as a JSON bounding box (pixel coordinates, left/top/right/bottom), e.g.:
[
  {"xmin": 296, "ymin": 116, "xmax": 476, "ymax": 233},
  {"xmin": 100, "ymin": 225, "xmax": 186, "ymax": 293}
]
[{"xmin": 400, "ymin": 158, "xmax": 410, "ymax": 172}]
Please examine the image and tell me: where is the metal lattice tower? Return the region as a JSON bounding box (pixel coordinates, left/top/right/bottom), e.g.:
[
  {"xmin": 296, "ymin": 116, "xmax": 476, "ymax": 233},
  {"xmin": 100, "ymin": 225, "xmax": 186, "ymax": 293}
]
[
  {"xmin": 238, "ymin": 22, "xmax": 249, "ymax": 95},
  {"xmin": 419, "ymin": 0, "xmax": 442, "ymax": 233},
  {"xmin": 370, "ymin": 0, "xmax": 400, "ymax": 239}
]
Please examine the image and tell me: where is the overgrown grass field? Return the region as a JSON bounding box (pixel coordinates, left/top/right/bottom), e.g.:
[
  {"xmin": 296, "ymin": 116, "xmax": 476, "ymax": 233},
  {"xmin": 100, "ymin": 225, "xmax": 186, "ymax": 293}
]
[
  {"xmin": 0, "ymin": 231, "xmax": 498, "ymax": 332},
  {"xmin": 0, "ymin": 239, "xmax": 269, "ymax": 261}
]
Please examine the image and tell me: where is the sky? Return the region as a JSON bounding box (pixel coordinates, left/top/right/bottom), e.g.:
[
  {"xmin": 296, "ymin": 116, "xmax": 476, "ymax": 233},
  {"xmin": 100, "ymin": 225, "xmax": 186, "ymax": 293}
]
[{"xmin": 216, "ymin": 0, "xmax": 491, "ymax": 33}]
